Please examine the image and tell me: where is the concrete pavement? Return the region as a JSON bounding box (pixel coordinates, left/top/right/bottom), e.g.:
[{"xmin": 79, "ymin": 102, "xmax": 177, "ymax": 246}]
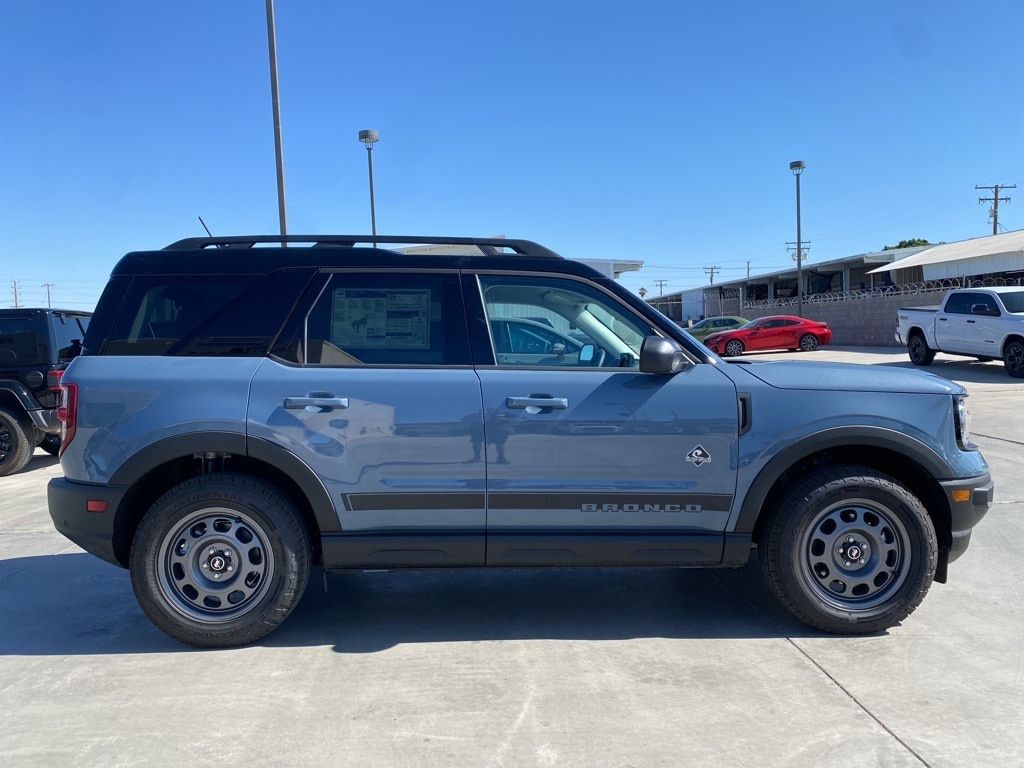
[{"xmin": 1, "ymin": 346, "xmax": 1021, "ymax": 766}]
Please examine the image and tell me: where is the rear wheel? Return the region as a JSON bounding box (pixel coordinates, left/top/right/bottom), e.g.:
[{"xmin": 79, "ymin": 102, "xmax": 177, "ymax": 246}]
[
  {"xmin": 798, "ymin": 334, "xmax": 819, "ymax": 351},
  {"xmin": 0, "ymin": 408, "xmax": 34, "ymax": 476},
  {"xmin": 1004, "ymin": 340, "xmax": 1024, "ymax": 379},
  {"xmin": 130, "ymin": 473, "xmax": 311, "ymax": 648},
  {"xmin": 907, "ymin": 333, "xmax": 935, "ymax": 366},
  {"xmin": 759, "ymin": 465, "xmax": 936, "ymax": 634},
  {"xmin": 724, "ymin": 339, "xmax": 745, "ymax": 357}
]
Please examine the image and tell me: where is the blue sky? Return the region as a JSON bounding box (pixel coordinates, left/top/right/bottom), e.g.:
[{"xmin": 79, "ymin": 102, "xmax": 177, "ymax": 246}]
[{"xmin": 4, "ymin": 1, "xmax": 1023, "ymax": 310}]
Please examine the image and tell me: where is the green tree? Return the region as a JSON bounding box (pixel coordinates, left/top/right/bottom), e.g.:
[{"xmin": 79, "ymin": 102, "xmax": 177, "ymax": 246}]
[{"xmin": 883, "ymin": 238, "xmax": 932, "ymax": 251}]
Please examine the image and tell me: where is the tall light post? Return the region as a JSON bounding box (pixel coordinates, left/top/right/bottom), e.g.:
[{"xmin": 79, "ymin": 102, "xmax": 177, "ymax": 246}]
[
  {"xmin": 265, "ymin": 0, "xmax": 288, "ymax": 240},
  {"xmin": 789, "ymin": 160, "xmax": 806, "ymax": 317},
  {"xmin": 358, "ymin": 129, "xmax": 379, "ymax": 238}
]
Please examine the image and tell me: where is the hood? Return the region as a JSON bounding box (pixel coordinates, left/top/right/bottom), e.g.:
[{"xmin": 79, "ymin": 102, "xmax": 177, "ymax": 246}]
[{"xmin": 731, "ymin": 359, "xmax": 964, "ymax": 395}]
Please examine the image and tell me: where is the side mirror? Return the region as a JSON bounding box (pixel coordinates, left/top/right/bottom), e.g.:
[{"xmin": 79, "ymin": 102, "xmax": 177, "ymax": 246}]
[
  {"xmin": 639, "ymin": 336, "xmax": 692, "ymax": 374},
  {"xmin": 579, "ymin": 343, "xmax": 596, "ymax": 364},
  {"xmin": 971, "ymin": 303, "xmax": 998, "ymax": 316}
]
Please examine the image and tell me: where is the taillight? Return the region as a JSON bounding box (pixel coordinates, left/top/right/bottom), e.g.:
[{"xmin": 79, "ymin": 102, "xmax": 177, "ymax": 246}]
[
  {"xmin": 47, "ymin": 368, "xmax": 64, "ymax": 392},
  {"xmin": 57, "ymin": 382, "xmax": 78, "ymax": 457}
]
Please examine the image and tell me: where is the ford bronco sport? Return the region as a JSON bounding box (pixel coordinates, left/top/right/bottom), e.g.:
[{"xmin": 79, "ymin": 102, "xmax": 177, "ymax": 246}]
[{"xmin": 47, "ymin": 235, "xmax": 992, "ymax": 647}]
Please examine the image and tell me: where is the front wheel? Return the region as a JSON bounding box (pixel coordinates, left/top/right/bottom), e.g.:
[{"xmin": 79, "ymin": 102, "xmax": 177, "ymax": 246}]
[
  {"xmin": 724, "ymin": 339, "xmax": 745, "ymax": 357},
  {"xmin": 130, "ymin": 473, "xmax": 311, "ymax": 648},
  {"xmin": 759, "ymin": 466, "xmax": 936, "ymax": 634},
  {"xmin": 798, "ymin": 334, "xmax": 819, "ymax": 351},
  {"xmin": 1004, "ymin": 340, "xmax": 1024, "ymax": 378},
  {"xmin": 907, "ymin": 333, "xmax": 935, "ymax": 366}
]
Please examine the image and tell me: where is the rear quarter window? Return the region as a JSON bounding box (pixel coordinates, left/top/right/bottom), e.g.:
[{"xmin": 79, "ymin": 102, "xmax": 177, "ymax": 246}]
[
  {"xmin": 0, "ymin": 317, "xmax": 41, "ymax": 364},
  {"xmin": 96, "ymin": 271, "xmax": 312, "ymax": 356}
]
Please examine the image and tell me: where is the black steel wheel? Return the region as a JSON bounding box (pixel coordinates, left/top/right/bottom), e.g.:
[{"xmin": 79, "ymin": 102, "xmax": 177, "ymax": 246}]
[
  {"xmin": 798, "ymin": 334, "xmax": 819, "ymax": 351},
  {"xmin": 1004, "ymin": 340, "xmax": 1024, "ymax": 379},
  {"xmin": 907, "ymin": 333, "xmax": 935, "ymax": 366},
  {"xmin": 759, "ymin": 465, "xmax": 936, "ymax": 634},
  {"xmin": 724, "ymin": 339, "xmax": 745, "ymax": 357},
  {"xmin": 130, "ymin": 473, "xmax": 311, "ymax": 648},
  {"xmin": 0, "ymin": 408, "xmax": 34, "ymax": 476}
]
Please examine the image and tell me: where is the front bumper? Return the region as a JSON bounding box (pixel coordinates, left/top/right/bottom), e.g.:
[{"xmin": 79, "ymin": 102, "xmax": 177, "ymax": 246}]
[
  {"xmin": 47, "ymin": 477, "xmax": 129, "ymax": 568},
  {"xmin": 941, "ymin": 470, "xmax": 994, "ymax": 566}
]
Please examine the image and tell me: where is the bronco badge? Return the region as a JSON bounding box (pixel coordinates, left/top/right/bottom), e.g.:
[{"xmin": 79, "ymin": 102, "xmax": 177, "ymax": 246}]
[{"xmin": 686, "ymin": 445, "xmax": 711, "ymax": 467}]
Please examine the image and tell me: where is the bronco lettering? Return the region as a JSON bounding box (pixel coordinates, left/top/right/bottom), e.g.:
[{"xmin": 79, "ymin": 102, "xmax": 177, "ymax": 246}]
[{"xmin": 580, "ymin": 503, "xmax": 702, "ymax": 513}]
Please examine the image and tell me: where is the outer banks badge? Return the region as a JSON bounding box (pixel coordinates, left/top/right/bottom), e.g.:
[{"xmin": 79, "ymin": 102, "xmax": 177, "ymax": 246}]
[{"xmin": 686, "ymin": 445, "xmax": 711, "ymax": 467}]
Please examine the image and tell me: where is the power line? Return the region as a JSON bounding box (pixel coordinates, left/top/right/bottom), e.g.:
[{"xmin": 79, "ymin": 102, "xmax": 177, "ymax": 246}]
[{"xmin": 976, "ymin": 184, "xmax": 1015, "ymax": 236}]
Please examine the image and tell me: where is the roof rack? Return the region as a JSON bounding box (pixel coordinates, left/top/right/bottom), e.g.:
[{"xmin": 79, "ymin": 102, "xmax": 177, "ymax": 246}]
[{"xmin": 162, "ymin": 235, "xmax": 563, "ymax": 259}]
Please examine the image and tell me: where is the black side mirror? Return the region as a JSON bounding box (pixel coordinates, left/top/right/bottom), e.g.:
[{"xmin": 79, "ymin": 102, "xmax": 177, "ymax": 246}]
[
  {"xmin": 639, "ymin": 336, "xmax": 692, "ymax": 374},
  {"xmin": 971, "ymin": 303, "xmax": 999, "ymax": 317}
]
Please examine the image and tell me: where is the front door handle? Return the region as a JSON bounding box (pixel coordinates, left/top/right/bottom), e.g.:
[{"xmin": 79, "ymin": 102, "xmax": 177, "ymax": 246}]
[
  {"xmin": 284, "ymin": 395, "xmax": 350, "ymax": 410},
  {"xmin": 506, "ymin": 396, "xmax": 568, "ymax": 410}
]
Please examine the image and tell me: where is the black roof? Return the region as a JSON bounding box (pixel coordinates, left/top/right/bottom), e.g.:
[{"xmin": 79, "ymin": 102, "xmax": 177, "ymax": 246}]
[{"xmin": 111, "ymin": 235, "xmax": 607, "ymax": 280}]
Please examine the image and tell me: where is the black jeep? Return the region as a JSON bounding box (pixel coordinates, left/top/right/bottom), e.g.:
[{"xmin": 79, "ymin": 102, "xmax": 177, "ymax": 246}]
[{"xmin": 0, "ymin": 307, "xmax": 91, "ymax": 475}]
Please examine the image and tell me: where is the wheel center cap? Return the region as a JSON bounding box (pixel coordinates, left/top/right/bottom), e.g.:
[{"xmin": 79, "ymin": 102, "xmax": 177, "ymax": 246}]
[
  {"xmin": 209, "ymin": 555, "xmax": 227, "ymax": 572},
  {"xmin": 846, "ymin": 545, "xmax": 862, "ymax": 560}
]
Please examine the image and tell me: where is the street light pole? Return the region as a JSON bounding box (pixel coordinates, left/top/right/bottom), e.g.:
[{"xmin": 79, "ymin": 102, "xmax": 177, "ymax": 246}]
[
  {"xmin": 358, "ymin": 129, "xmax": 379, "ymax": 240},
  {"xmin": 789, "ymin": 160, "xmax": 806, "ymax": 317},
  {"xmin": 265, "ymin": 0, "xmax": 288, "ymax": 241}
]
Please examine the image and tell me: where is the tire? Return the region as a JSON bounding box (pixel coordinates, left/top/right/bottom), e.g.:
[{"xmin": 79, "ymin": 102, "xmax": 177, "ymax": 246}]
[
  {"xmin": 907, "ymin": 333, "xmax": 935, "ymax": 366},
  {"xmin": 759, "ymin": 465, "xmax": 936, "ymax": 634},
  {"xmin": 0, "ymin": 408, "xmax": 34, "ymax": 477},
  {"xmin": 724, "ymin": 339, "xmax": 745, "ymax": 357},
  {"xmin": 38, "ymin": 433, "xmax": 61, "ymax": 456},
  {"xmin": 798, "ymin": 334, "xmax": 819, "ymax": 352},
  {"xmin": 1004, "ymin": 340, "xmax": 1024, "ymax": 379},
  {"xmin": 130, "ymin": 473, "xmax": 311, "ymax": 648}
]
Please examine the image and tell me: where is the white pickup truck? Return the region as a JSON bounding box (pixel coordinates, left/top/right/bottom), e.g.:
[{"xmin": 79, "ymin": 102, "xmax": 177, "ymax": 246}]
[{"xmin": 896, "ymin": 286, "xmax": 1024, "ymax": 377}]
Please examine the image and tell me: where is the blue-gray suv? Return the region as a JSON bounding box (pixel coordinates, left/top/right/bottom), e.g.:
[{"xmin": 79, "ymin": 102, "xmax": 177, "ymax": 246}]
[{"xmin": 47, "ymin": 235, "xmax": 993, "ymax": 647}]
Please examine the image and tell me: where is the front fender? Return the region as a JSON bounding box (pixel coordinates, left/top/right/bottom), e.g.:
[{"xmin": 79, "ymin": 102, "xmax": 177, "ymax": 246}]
[{"xmin": 732, "ymin": 425, "xmax": 953, "ymax": 535}]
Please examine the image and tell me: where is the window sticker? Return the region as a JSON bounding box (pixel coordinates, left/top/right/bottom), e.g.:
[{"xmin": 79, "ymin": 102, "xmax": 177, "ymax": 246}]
[{"xmin": 331, "ymin": 289, "xmax": 430, "ymax": 349}]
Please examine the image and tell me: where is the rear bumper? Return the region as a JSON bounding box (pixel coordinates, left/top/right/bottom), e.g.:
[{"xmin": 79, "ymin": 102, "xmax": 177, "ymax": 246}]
[{"xmin": 47, "ymin": 477, "xmax": 128, "ymax": 567}]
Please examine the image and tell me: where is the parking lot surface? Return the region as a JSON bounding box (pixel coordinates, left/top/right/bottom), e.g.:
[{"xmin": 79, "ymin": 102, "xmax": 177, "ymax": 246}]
[{"xmin": 1, "ymin": 346, "xmax": 1021, "ymax": 767}]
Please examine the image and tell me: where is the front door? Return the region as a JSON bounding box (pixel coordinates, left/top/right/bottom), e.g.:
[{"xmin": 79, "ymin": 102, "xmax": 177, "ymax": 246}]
[{"xmin": 470, "ymin": 273, "xmax": 739, "ymax": 566}]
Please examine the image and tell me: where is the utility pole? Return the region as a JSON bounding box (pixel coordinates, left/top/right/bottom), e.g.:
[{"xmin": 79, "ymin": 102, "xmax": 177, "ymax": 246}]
[
  {"xmin": 976, "ymin": 184, "xmax": 1015, "ymax": 235},
  {"xmin": 704, "ymin": 266, "xmax": 719, "ymax": 285},
  {"xmin": 655, "ymin": 279, "xmax": 668, "ymax": 295},
  {"xmin": 43, "ymin": 283, "xmax": 54, "ymax": 307},
  {"xmin": 11, "ymin": 280, "xmax": 20, "ymax": 308}
]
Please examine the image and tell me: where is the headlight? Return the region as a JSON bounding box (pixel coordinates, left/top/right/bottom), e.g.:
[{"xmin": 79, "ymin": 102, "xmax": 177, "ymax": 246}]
[{"xmin": 954, "ymin": 394, "xmax": 972, "ymax": 448}]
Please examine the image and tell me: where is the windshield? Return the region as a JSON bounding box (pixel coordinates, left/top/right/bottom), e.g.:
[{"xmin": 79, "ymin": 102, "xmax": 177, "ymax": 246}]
[{"xmin": 1000, "ymin": 290, "xmax": 1024, "ymax": 314}]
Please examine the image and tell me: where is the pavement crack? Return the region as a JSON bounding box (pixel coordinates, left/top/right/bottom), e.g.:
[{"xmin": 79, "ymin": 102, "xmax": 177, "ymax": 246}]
[
  {"xmin": 784, "ymin": 639, "xmax": 932, "ymax": 768},
  {"xmin": 973, "ymin": 432, "xmax": 1024, "ymax": 447},
  {"xmin": 713, "ymin": 571, "xmax": 933, "ymax": 767}
]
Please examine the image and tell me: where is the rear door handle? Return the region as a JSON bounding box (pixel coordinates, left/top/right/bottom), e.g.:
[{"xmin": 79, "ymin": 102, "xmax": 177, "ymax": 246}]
[
  {"xmin": 284, "ymin": 395, "xmax": 350, "ymax": 410},
  {"xmin": 506, "ymin": 396, "xmax": 568, "ymax": 410}
]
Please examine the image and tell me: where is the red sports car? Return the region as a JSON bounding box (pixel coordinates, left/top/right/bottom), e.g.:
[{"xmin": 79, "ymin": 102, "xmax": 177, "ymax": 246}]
[{"xmin": 704, "ymin": 315, "xmax": 832, "ymax": 357}]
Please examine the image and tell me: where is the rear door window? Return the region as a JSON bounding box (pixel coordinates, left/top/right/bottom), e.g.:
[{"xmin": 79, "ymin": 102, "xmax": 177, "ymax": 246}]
[{"xmin": 272, "ymin": 271, "xmax": 470, "ymax": 366}]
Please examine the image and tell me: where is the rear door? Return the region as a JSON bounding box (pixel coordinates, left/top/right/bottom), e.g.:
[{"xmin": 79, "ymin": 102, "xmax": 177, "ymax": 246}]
[
  {"xmin": 248, "ymin": 270, "xmax": 486, "ymax": 567},
  {"xmin": 467, "ymin": 272, "xmax": 740, "ymax": 566}
]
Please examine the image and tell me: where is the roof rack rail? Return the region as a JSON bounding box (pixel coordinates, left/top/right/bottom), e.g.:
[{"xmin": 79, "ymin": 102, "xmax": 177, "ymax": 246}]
[{"xmin": 162, "ymin": 235, "xmax": 563, "ymax": 259}]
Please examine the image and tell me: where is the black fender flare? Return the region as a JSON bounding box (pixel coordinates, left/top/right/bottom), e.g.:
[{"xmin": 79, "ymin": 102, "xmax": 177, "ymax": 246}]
[
  {"xmin": 108, "ymin": 431, "xmax": 340, "ymax": 534},
  {"xmin": 733, "ymin": 426, "xmax": 953, "ymax": 535}
]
